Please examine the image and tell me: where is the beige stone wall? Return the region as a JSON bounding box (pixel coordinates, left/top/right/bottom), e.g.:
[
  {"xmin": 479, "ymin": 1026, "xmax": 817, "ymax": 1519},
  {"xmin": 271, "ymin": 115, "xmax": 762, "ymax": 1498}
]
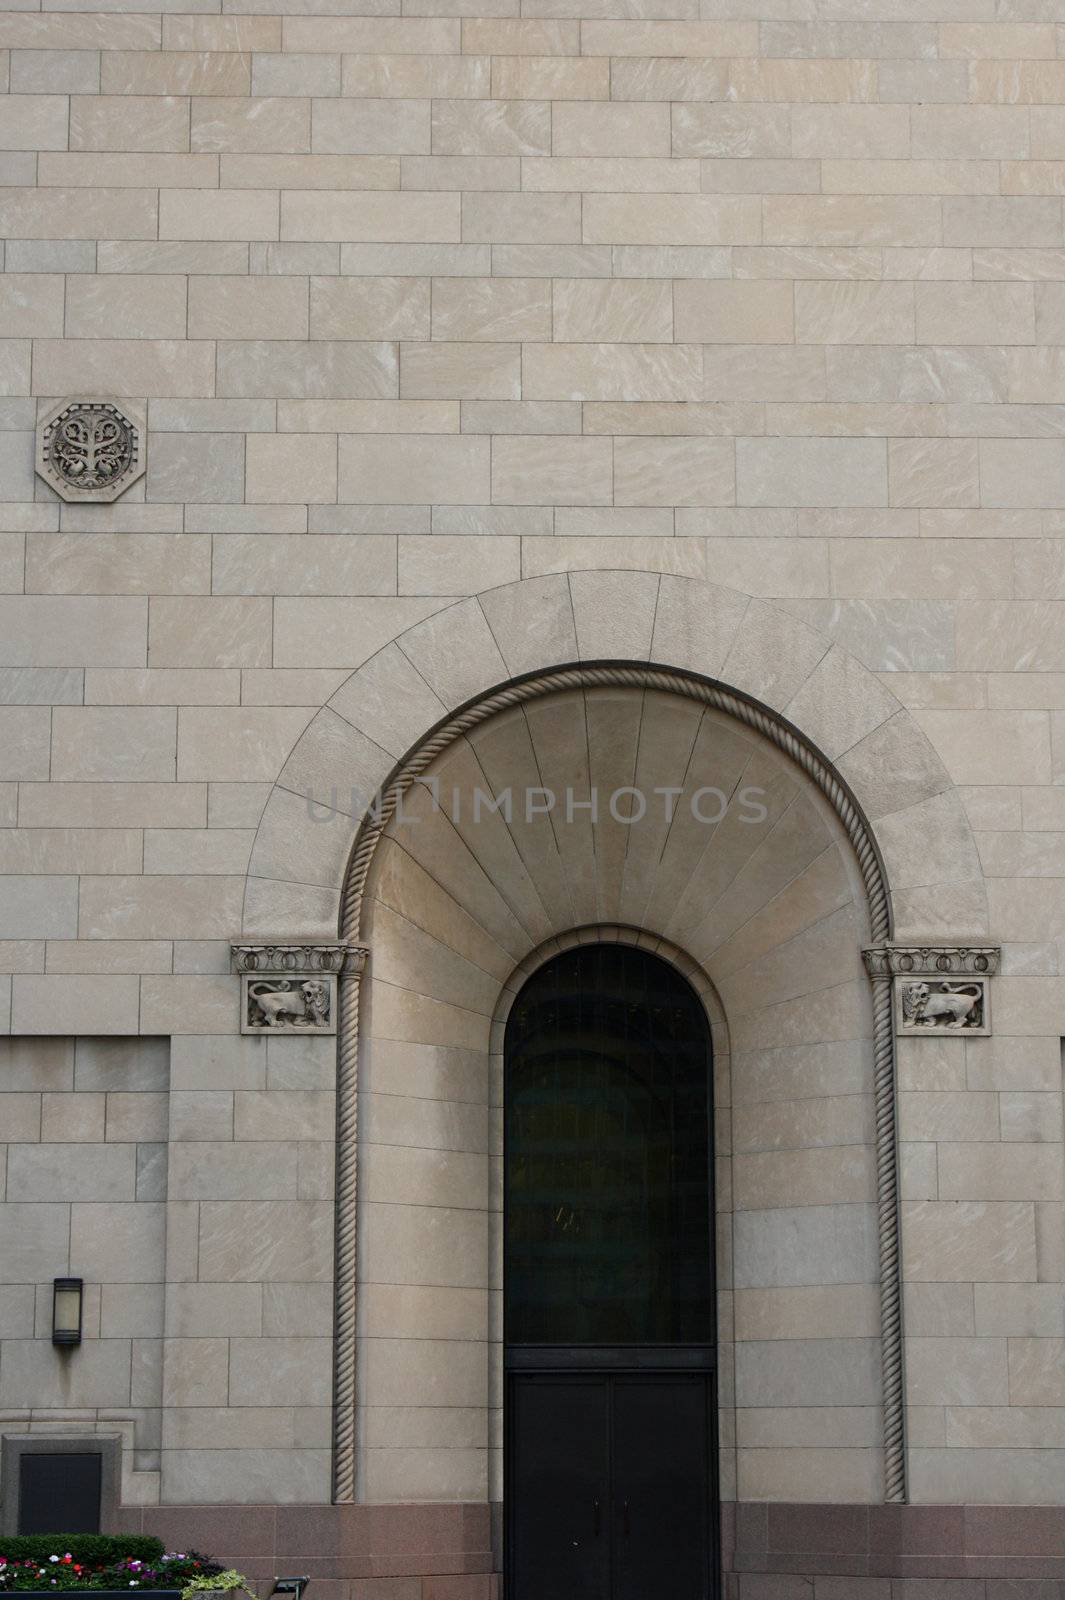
[
  {"xmin": 0, "ymin": 1031, "xmax": 337, "ymax": 1507},
  {"xmin": 2, "ymin": 0, "xmax": 1065, "ymax": 1514},
  {"xmin": 158, "ymin": 1030, "xmax": 336, "ymax": 1504},
  {"xmin": 0, "ymin": 1038, "xmax": 169, "ymax": 1506}
]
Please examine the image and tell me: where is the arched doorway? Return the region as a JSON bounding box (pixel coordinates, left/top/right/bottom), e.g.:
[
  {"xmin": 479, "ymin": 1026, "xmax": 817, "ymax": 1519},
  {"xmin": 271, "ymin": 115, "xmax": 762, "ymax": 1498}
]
[{"xmin": 504, "ymin": 943, "xmax": 718, "ymax": 1600}]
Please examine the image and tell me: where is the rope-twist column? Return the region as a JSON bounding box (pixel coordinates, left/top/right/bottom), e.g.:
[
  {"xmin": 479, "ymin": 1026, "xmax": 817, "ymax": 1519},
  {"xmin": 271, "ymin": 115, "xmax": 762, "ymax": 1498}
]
[
  {"xmin": 873, "ymin": 973, "xmax": 906, "ymax": 1502},
  {"xmin": 331, "ymin": 949, "xmax": 365, "ymax": 1504},
  {"xmin": 330, "ymin": 662, "xmax": 907, "ymax": 1503}
]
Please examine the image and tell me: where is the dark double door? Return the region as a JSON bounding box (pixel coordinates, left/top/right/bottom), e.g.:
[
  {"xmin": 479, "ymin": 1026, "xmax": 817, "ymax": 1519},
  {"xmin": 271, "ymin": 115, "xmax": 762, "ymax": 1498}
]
[
  {"xmin": 507, "ymin": 1370, "xmax": 716, "ymax": 1600},
  {"xmin": 504, "ymin": 944, "xmax": 719, "ymax": 1599}
]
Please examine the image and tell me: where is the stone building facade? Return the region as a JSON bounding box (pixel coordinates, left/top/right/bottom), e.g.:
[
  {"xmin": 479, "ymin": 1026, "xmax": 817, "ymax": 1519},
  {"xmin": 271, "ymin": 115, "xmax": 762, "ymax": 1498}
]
[{"xmin": 2, "ymin": 0, "xmax": 1065, "ymax": 1594}]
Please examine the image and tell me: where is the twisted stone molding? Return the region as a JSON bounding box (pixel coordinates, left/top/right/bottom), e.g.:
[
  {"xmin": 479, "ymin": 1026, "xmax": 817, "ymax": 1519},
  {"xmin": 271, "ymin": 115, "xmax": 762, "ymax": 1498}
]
[
  {"xmin": 332, "ymin": 663, "xmax": 907, "ymax": 1505},
  {"xmin": 332, "ymin": 944, "xmax": 368, "ymax": 1505},
  {"xmin": 871, "ymin": 972, "xmax": 904, "ymax": 1500}
]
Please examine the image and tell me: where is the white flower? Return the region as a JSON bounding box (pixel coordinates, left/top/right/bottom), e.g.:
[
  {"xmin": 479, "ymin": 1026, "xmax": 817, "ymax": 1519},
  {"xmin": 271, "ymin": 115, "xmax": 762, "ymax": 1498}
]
[{"xmin": 49, "ymin": 1556, "xmax": 60, "ymax": 1563}]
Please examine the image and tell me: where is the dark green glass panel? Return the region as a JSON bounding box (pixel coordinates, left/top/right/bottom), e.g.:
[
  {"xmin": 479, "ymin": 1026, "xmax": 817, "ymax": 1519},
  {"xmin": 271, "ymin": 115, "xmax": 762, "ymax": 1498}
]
[{"xmin": 504, "ymin": 944, "xmax": 714, "ymax": 1347}]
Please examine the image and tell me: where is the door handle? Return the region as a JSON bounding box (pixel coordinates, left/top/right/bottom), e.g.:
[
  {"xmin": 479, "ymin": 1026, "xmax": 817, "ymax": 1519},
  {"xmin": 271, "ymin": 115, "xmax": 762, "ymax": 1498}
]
[
  {"xmin": 593, "ymin": 1498, "xmax": 601, "ymax": 1537},
  {"xmin": 622, "ymin": 1499, "xmax": 630, "ymax": 1538}
]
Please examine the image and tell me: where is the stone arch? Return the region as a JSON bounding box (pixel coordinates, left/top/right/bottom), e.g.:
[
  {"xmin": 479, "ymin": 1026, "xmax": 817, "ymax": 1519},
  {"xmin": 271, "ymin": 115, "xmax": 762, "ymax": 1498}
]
[
  {"xmin": 238, "ymin": 570, "xmax": 987, "ymax": 1513},
  {"xmin": 243, "ymin": 570, "xmax": 987, "ymax": 943}
]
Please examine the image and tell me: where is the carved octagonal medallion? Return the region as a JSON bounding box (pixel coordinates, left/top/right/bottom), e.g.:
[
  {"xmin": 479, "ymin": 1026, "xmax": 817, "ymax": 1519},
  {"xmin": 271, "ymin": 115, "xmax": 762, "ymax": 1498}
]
[{"xmin": 36, "ymin": 398, "xmax": 146, "ymax": 503}]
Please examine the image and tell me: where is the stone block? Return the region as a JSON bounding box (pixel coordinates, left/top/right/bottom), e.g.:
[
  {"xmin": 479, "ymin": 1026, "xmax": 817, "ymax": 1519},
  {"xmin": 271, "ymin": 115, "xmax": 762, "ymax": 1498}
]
[
  {"xmin": 1007, "ymin": 1337, "xmax": 1065, "ymax": 1406},
  {"xmin": 162, "ymin": 1337, "xmax": 231, "ymax": 1407},
  {"xmin": 0, "ymin": 707, "xmax": 50, "ymax": 780},
  {"xmin": 12, "ymin": 975, "xmax": 141, "ymax": 1034},
  {"xmin": 161, "ymin": 1447, "xmax": 330, "ymax": 1505},
  {"xmin": 28, "ymin": 534, "xmax": 211, "ymax": 598},
  {"xmin": 734, "ymin": 1204, "xmax": 877, "ymax": 1290},
  {"xmin": 197, "ymin": 1200, "xmax": 334, "ymax": 1282},
  {"xmin": 229, "ymin": 1337, "xmax": 333, "ymax": 1407},
  {"xmin": 907, "ymin": 1336, "xmax": 1009, "ymax": 1407},
  {"xmin": 51, "ymin": 706, "xmax": 176, "ymax": 782},
  {"xmin": 70, "ymin": 1200, "xmax": 166, "ymax": 1282},
  {"xmin": 313, "ymin": 276, "xmax": 430, "ymax": 341},
  {"xmin": 903, "ymin": 1200, "xmax": 1038, "ymax": 1283},
  {"xmin": 737, "ymin": 438, "xmax": 887, "ymax": 509},
  {"xmin": 33, "ymin": 338, "xmax": 212, "ymax": 397},
  {"xmin": 0, "ymin": 597, "xmax": 146, "ymax": 668},
  {"xmin": 148, "ymin": 434, "xmax": 246, "ymax": 505},
  {"xmin": 0, "ymin": 1337, "xmax": 133, "ymax": 1408},
  {"xmin": 165, "ymin": 1282, "xmax": 263, "ymax": 1338}
]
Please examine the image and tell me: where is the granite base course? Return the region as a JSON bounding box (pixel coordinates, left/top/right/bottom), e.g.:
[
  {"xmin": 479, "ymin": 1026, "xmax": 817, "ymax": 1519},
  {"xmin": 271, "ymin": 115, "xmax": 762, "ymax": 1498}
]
[
  {"xmin": 727, "ymin": 1501, "xmax": 1065, "ymax": 1590},
  {"xmin": 105, "ymin": 1501, "xmax": 1065, "ymax": 1596},
  {"xmin": 111, "ymin": 1504, "xmax": 495, "ymax": 1600}
]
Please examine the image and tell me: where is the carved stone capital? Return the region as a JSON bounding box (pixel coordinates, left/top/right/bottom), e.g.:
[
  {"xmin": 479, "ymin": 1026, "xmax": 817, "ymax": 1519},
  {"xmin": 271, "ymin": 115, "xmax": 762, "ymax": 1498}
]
[
  {"xmin": 231, "ymin": 941, "xmax": 368, "ymax": 1035},
  {"xmin": 862, "ymin": 944, "xmax": 1000, "ymax": 980},
  {"xmin": 36, "ymin": 398, "xmax": 146, "ymax": 503},
  {"xmin": 233, "ymin": 942, "xmax": 342, "ymax": 974}
]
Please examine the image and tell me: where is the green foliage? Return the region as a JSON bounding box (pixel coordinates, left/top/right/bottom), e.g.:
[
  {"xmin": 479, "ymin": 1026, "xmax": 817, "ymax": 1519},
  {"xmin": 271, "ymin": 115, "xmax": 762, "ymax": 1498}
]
[
  {"xmin": 0, "ymin": 1545, "xmax": 163, "ymax": 1571},
  {"xmin": 181, "ymin": 1571, "xmax": 253, "ymax": 1600}
]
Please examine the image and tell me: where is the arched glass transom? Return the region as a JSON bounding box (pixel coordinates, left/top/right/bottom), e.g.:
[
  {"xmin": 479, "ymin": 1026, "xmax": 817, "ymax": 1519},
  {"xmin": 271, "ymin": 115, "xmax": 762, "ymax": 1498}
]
[{"xmin": 504, "ymin": 943, "xmax": 715, "ymax": 1350}]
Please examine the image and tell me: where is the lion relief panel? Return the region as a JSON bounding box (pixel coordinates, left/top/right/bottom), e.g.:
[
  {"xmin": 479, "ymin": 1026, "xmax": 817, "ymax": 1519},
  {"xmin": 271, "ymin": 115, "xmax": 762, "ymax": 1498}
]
[
  {"xmin": 244, "ymin": 974, "xmax": 335, "ymax": 1033},
  {"xmin": 863, "ymin": 944, "xmax": 999, "ymax": 1038},
  {"xmin": 231, "ymin": 942, "xmax": 355, "ymax": 1035},
  {"xmin": 897, "ymin": 977, "xmax": 989, "ymax": 1035}
]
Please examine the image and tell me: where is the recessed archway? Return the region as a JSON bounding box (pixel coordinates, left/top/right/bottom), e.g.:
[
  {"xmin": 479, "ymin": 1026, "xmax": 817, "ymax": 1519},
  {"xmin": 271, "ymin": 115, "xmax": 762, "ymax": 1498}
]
[
  {"xmin": 348, "ymin": 671, "xmax": 887, "ymax": 1512},
  {"xmin": 239, "ymin": 570, "xmax": 988, "ymax": 1516}
]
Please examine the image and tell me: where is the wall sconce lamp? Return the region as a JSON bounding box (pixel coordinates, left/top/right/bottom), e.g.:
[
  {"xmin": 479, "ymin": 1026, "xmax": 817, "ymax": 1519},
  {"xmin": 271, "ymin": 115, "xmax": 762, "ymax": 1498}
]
[
  {"xmin": 271, "ymin": 1580, "xmax": 310, "ymax": 1600},
  {"xmin": 52, "ymin": 1278, "xmax": 84, "ymax": 1347}
]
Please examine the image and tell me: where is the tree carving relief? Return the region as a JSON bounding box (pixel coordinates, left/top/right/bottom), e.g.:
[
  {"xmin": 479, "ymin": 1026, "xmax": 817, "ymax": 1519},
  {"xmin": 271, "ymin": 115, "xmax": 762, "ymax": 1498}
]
[{"xmin": 36, "ymin": 399, "xmax": 146, "ymax": 503}]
